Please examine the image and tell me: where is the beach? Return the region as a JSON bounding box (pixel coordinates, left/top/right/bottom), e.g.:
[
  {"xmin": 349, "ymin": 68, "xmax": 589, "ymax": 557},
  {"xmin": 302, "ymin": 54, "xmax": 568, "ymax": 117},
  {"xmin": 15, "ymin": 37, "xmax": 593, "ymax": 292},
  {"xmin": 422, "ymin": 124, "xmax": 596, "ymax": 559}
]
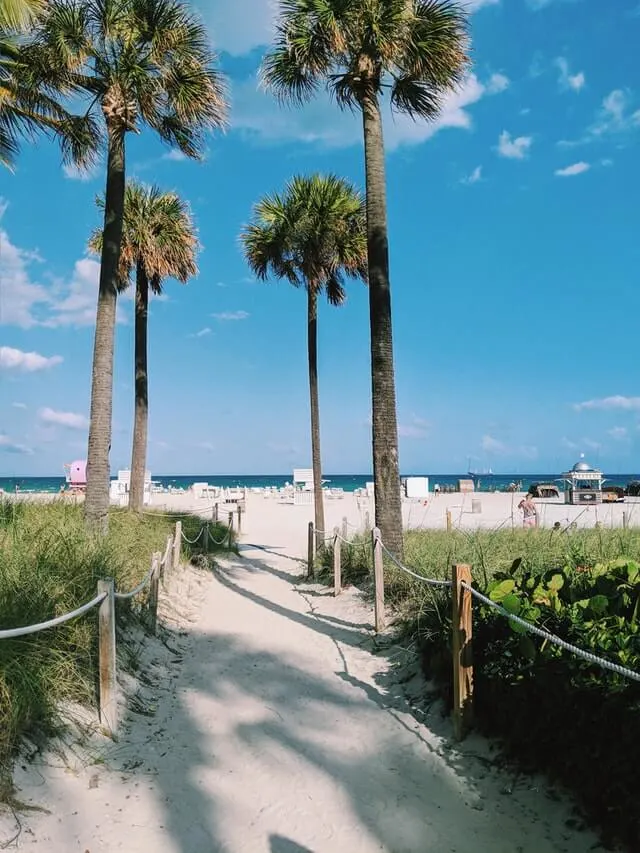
[{"xmin": 2, "ymin": 517, "xmax": 609, "ymax": 853}]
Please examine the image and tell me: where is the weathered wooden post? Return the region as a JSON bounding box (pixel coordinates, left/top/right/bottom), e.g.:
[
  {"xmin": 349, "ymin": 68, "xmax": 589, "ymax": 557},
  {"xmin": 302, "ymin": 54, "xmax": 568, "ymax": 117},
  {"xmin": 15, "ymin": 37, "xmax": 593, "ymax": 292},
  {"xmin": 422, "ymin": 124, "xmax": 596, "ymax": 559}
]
[
  {"xmin": 364, "ymin": 510, "xmax": 370, "ymax": 531},
  {"xmin": 237, "ymin": 504, "xmax": 242, "ymax": 535},
  {"xmin": 446, "ymin": 510, "xmax": 452, "ymax": 533},
  {"xmin": 623, "ymin": 511, "xmax": 629, "ymax": 530},
  {"xmin": 213, "ymin": 503, "xmax": 219, "ymax": 523},
  {"xmin": 173, "ymin": 521, "xmax": 182, "ymax": 569},
  {"xmin": 333, "ymin": 526, "xmax": 341, "ymax": 597},
  {"xmin": 342, "ymin": 516, "xmax": 348, "ymax": 540},
  {"xmin": 97, "ymin": 578, "xmax": 117, "ymax": 734},
  {"xmin": 147, "ymin": 553, "xmax": 160, "ymax": 635},
  {"xmin": 165, "ymin": 534, "xmax": 174, "ymax": 577},
  {"xmin": 372, "ymin": 527, "xmax": 385, "ymax": 632},
  {"xmin": 451, "ymin": 563, "xmax": 474, "ymax": 741},
  {"xmin": 307, "ymin": 521, "xmax": 314, "ymax": 579},
  {"xmin": 228, "ymin": 512, "xmax": 234, "ymax": 547},
  {"xmin": 202, "ymin": 522, "xmax": 209, "ymax": 553}
]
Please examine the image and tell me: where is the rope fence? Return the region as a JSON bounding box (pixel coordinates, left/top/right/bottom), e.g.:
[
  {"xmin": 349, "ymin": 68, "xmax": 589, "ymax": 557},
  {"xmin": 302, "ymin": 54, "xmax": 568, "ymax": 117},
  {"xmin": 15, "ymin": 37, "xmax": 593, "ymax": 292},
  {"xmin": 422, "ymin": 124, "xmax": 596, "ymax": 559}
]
[
  {"xmin": 0, "ymin": 511, "xmax": 231, "ymax": 736},
  {"xmin": 307, "ymin": 518, "xmax": 640, "ymax": 741}
]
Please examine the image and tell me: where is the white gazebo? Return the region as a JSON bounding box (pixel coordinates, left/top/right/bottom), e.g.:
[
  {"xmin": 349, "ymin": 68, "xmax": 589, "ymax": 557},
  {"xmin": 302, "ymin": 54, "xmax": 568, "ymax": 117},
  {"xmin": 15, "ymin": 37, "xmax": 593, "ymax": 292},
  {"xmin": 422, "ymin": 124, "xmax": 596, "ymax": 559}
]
[{"xmin": 561, "ymin": 457, "xmax": 604, "ymax": 505}]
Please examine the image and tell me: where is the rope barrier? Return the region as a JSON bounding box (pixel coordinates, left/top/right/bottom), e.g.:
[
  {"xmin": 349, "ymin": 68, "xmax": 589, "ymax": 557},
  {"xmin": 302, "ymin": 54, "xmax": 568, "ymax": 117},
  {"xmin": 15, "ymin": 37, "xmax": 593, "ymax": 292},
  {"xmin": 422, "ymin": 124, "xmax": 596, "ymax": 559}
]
[
  {"xmin": 0, "ymin": 592, "xmax": 107, "ymax": 640},
  {"xmin": 207, "ymin": 523, "xmax": 232, "ymax": 546},
  {"xmin": 181, "ymin": 527, "xmax": 204, "ymax": 545},
  {"xmin": 114, "ymin": 562, "xmax": 156, "ymax": 601},
  {"xmin": 461, "ymin": 581, "xmax": 640, "ymax": 683},
  {"xmin": 380, "ymin": 541, "xmax": 452, "ymax": 588}
]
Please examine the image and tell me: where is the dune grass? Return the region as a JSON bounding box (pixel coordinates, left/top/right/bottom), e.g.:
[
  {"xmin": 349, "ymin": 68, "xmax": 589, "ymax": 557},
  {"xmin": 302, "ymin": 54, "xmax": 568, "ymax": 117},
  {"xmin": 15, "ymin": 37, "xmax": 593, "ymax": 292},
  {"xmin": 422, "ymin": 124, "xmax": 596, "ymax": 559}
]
[{"xmin": 0, "ymin": 499, "xmax": 232, "ymax": 786}]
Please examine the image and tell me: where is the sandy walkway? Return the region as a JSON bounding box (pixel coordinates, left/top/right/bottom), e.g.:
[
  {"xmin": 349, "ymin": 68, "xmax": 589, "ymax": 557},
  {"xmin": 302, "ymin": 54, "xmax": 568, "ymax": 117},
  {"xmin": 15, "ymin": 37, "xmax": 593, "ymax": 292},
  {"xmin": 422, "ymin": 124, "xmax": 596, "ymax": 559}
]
[{"xmin": 3, "ymin": 543, "xmax": 606, "ymax": 853}]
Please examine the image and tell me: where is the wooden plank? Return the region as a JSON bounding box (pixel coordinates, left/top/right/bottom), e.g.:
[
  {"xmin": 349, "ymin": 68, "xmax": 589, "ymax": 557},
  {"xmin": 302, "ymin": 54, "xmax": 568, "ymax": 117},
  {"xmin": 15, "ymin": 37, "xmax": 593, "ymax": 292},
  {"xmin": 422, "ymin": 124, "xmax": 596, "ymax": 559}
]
[
  {"xmin": 372, "ymin": 527, "xmax": 385, "ymax": 632},
  {"xmin": 147, "ymin": 553, "xmax": 160, "ymax": 635},
  {"xmin": 307, "ymin": 521, "xmax": 314, "ymax": 579},
  {"xmin": 173, "ymin": 521, "xmax": 182, "ymax": 569},
  {"xmin": 97, "ymin": 578, "xmax": 117, "ymax": 735},
  {"xmin": 451, "ymin": 563, "xmax": 474, "ymax": 741},
  {"xmin": 333, "ymin": 527, "xmax": 341, "ymax": 596}
]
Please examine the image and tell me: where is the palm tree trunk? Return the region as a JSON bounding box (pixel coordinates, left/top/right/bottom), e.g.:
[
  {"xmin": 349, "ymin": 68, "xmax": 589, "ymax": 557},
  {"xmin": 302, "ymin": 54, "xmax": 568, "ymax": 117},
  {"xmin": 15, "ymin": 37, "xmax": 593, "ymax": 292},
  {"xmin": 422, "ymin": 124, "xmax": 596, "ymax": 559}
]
[
  {"xmin": 361, "ymin": 91, "xmax": 404, "ymax": 559},
  {"xmin": 84, "ymin": 127, "xmax": 125, "ymax": 534},
  {"xmin": 129, "ymin": 261, "xmax": 149, "ymax": 512},
  {"xmin": 307, "ymin": 286, "xmax": 325, "ymax": 547}
]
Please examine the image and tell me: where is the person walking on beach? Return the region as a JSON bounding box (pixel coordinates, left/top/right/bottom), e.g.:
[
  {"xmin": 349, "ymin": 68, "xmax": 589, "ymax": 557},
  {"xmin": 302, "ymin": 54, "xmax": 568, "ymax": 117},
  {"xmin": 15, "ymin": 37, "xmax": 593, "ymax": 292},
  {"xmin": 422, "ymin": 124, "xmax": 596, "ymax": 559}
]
[{"xmin": 518, "ymin": 495, "xmax": 538, "ymax": 528}]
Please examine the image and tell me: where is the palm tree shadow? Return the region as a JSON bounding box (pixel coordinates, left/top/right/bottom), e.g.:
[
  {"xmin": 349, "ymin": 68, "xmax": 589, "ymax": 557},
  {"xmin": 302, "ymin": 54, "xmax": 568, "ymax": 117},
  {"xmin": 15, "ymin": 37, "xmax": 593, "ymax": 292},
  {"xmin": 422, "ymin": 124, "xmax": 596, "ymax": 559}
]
[{"xmin": 269, "ymin": 835, "xmax": 314, "ymax": 852}]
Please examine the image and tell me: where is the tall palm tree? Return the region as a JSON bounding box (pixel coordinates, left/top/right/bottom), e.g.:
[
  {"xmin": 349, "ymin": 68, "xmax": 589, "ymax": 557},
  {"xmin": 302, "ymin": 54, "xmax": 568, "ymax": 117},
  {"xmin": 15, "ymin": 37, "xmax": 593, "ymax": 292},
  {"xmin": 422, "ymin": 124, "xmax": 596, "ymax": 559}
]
[
  {"xmin": 0, "ymin": 0, "xmax": 43, "ymax": 30},
  {"xmin": 22, "ymin": 0, "xmax": 227, "ymax": 532},
  {"xmin": 263, "ymin": 0, "xmax": 469, "ymax": 556},
  {"xmin": 89, "ymin": 183, "xmax": 198, "ymax": 513},
  {"xmin": 0, "ymin": 1, "xmax": 98, "ymax": 169},
  {"xmin": 241, "ymin": 174, "xmax": 367, "ymax": 544}
]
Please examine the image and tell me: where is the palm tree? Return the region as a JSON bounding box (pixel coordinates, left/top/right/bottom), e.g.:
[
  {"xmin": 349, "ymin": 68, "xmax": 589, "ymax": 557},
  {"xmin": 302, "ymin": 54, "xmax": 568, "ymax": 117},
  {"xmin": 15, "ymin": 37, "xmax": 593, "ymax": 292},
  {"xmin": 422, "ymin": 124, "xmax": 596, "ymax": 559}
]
[
  {"xmin": 22, "ymin": 0, "xmax": 227, "ymax": 532},
  {"xmin": 89, "ymin": 182, "xmax": 198, "ymax": 513},
  {"xmin": 0, "ymin": 0, "xmax": 43, "ymax": 30},
  {"xmin": 241, "ymin": 174, "xmax": 367, "ymax": 544},
  {"xmin": 0, "ymin": 1, "xmax": 98, "ymax": 169},
  {"xmin": 263, "ymin": 0, "xmax": 468, "ymax": 556}
]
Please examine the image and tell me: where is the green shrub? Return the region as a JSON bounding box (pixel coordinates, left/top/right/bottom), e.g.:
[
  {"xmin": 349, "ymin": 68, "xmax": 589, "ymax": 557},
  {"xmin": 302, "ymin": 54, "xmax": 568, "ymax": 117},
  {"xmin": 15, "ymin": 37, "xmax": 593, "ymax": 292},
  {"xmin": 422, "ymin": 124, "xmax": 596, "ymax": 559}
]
[{"xmin": 0, "ymin": 500, "xmax": 218, "ymax": 782}]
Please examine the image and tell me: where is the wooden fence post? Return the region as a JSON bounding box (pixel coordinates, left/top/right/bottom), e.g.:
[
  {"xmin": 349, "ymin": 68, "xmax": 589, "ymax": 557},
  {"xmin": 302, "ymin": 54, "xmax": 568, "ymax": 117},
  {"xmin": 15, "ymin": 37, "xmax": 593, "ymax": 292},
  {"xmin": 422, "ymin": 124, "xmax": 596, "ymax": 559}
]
[
  {"xmin": 213, "ymin": 503, "xmax": 219, "ymax": 523},
  {"xmin": 165, "ymin": 535, "xmax": 174, "ymax": 579},
  {"xmin": 147, "ymin": 553, "xmax": 160, "ymax": 635},
  {"xmin": 372, "ymin": 527, "xmax": 385, "ymax": 632},
  {"xmin": 342, "ymin": 516, "xmax": 348, "ymax": 540},
  {"xmin": 202, "ymin": 522, "xmax": 209, "ymax": 553},
  {"xmin": 173, "ymin": 521, "xmax": 182, "ymax": 569},
  {"xmin": 307, "ymin": 521, "xmax": 314, "ymax": 579},
  {"xmin": 228, "ymin": 512, "xmax": 234, "ymax": 548},
  {"xmin": 364, "ymin": 510, "xmax": 370, "ymax": 531},
  {"xmin": 333, "ymin": 527, "xmax": 341, "ymax": 596},
  {"xmin": 97, "ymin": 578, "xmax": 117, "ymax": 734},
  {"xmin": 446, "ymin": 510, "xmax": 452, "ymax": 533},
  {"xmin": 451, "ymin": 563, "xmax": 474, "ymax": 741},
  {"xmin": 623, "ymin": 511, "xmax": 628, "ymax": 530},
  {"xmin": 237, "ymin": 504, "xmax": 242, "ymax": 535}
]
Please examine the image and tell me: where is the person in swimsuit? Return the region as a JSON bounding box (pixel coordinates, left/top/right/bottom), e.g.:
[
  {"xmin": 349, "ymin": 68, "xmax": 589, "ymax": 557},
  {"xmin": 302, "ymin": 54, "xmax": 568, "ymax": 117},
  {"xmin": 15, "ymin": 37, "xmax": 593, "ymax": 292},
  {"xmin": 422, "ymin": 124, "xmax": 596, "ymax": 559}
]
[{"xmin": 518, "ymin": 495, "xmax": 538, "ymax": 528}]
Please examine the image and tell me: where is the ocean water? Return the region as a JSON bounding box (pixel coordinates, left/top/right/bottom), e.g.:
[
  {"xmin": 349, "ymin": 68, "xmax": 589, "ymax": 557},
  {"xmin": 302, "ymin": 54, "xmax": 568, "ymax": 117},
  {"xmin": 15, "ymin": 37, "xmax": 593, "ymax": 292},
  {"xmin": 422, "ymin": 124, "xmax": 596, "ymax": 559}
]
[{"xmin": 2, "ymin": 472, "xmax": 640, "ymax": 494}]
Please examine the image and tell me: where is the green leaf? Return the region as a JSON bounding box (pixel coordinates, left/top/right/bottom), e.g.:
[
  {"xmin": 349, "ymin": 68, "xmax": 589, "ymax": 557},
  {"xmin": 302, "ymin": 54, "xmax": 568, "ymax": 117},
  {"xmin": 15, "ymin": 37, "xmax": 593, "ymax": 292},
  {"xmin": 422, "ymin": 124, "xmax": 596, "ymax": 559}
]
[
  {"xmin": 518, "ymin": 634, "xmax": 537, "ymax": 661},
  {"xmin": 489, "ymin": 579, "xmax": 516, "ymax": 603},
  {"xmin": 589, "ymin": 594, "xmax": 610, "ymax": 616},
  {"xmin": 548, "ymin": 573, "xmax": 565, "ymax": 591},
  {"xmin": 502, "ymin": 593, "xmax": 522, "ymax": 615}
]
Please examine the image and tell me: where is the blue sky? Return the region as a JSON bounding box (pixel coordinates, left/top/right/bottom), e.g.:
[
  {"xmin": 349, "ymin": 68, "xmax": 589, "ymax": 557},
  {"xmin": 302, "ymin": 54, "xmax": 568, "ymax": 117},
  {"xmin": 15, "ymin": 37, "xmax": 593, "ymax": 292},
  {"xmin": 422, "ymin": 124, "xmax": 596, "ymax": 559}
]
[{"xmin": 1, "ymin": 0, "xmax": 640, "ymax": 477}]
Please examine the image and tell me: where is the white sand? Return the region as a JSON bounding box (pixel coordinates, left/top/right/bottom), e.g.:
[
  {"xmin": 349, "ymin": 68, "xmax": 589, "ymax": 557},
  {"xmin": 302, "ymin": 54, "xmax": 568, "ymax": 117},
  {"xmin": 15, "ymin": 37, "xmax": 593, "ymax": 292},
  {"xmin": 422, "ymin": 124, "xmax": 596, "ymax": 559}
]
[{"xmin": 1, "ymin": 505, "xmax": 612, "ymax": 853}]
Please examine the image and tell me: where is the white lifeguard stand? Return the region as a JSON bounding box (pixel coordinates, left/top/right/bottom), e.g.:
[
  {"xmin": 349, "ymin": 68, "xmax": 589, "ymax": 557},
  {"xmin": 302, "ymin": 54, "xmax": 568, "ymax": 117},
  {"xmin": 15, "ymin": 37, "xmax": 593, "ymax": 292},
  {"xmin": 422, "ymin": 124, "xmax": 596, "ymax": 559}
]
[
  {"xmin": 293, "ymin": 468, "xmax": 313, "ymax": 505},
  {"xmin": 562, "ymin": 457, "xmax": 603, "ymax": 505},
  {"xmin": 109, "ymin": 469, "xmax": 152, "ymax": 506}
]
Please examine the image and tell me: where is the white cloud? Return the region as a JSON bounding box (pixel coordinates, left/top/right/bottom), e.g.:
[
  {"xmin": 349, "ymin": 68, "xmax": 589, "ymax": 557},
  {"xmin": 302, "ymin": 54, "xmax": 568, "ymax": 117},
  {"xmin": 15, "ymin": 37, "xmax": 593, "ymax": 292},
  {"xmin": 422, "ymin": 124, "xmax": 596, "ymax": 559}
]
[
  {"xmin": 481, "ymin": 434, "xmax": 538, "ymax": 459},
  {"xmin": 0, "ymin": 434, "xmax": 33, "ymax": 455},
  {"xmin": 574, "ymin": 395, "xmax": 640, "ymax": 412},
  {"xmin": 39, "ymin": 407, "xmax": 89, "ymax": 430},
  {"xmin": 482, "ymin": 434, "xmax": 508, "ymax": 454},
  {"xmin": 43, "ymin": 258, "xmax": 102, "ymax": 327},
  {"xmin": 496, "ymin": 130, "xmax": 532, "ymax": 159},
  {"xmin": 608, "ymin": 426, "xmax": 628, "ymax": 441},
  {"xmin": 190, "ymin": 326, "xmax": 212, "ymax": 338},
  {"xmin": 591, "ymin": 89, "xmax": 640, "ymax": 137},
  {"xmin": 0, "ymin": 228, "xmax": 50, "ymax": 327},
  {"xmin": 232, "ymin": 72, "xmax": 508, "ymax": 152},
  {"xmin": 601, "ymin": 158, "xmax": 614, "ymax": 167},
  {"xmin": 555, "ymin": 161, "xmax": 590, "ymax": 177},
  {"xmin": 0, "ymin": 346, "xmax": 63, "ymax": 372},
  {"xmin": 12, "ymin": 402, "xmax": 27, "ymax": 409},
  {"xmin": 555, "ymin": 57, "xmax": 585, "ymax": 92},
  {"xmin": 398, "ymin": 415, "xmax": 430, "ymax": 440},
  {"xmin": 461, "ymin": 165, "xmax": 483, "ymax": 185},
  {"xmin": 63, "ymin": 162, "xmax": 100, "ymax": 182},
  {"xmin": 486, "ymin": 73, "xmax": 510, "ymax": 94},
  {"xmin": 212, "ymin": 311, "xmax": 249, "ymax": 321},
  {"xmin": 162, "ymin": 149, "xmax": 188, "ymax": 162}
]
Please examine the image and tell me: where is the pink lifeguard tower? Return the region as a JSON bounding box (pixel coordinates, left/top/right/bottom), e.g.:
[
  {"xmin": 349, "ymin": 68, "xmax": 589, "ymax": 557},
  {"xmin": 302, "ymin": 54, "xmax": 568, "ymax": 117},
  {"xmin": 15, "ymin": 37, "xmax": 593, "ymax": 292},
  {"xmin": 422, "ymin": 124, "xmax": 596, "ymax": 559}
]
[{"xmin": 64, "ymin": 460, "xmax": 87, "ymax": 493}]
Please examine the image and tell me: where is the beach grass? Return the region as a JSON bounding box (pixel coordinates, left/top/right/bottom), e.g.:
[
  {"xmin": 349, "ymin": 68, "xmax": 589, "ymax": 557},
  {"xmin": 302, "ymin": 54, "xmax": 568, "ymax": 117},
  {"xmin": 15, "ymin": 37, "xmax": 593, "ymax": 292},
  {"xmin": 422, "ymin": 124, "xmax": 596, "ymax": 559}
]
[{"xmin": 0, "ymin": 499, "xmax": 232, "ymax": 787}]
